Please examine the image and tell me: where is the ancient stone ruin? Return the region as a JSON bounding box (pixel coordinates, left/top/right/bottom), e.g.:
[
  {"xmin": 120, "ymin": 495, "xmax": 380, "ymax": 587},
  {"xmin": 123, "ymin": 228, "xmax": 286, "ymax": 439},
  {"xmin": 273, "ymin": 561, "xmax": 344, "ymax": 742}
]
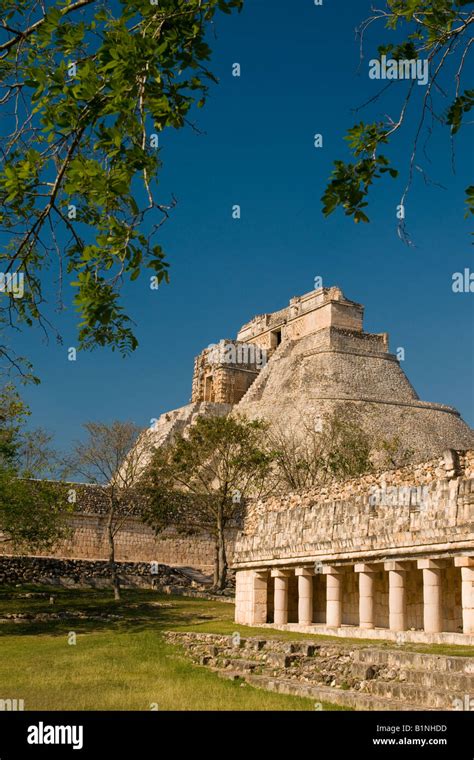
[
  {"xmin": 233, "ymin": 450, "xmax": 474, "ymax": 643},
  {"xmin": 135, "ymin": 285, "xmax": 473, "ymax": 470},
  {"xmin": 165, "ymin": 632, "xmax": 474, "ymax": 711},
  {"xmin": 2, "ymin": 285, "xmax": 472, "ymax": 645}
]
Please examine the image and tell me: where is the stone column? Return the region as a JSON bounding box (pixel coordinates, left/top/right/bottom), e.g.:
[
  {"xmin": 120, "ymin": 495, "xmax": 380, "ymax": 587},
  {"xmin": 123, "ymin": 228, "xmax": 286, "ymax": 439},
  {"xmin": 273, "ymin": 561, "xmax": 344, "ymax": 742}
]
[
  {"xmin": 454, "ymin": 557, "xmax": 474, "ymax": 634},
  {"xmin": 271, "ymin": 569, "xmax": 291, "ymax": 626},
  {"xmin": 295, "ymin": 567, "xmax": 314, "ymax": 626},
  {"xmin": 252, "ymin": 570, "xmax": 268, "ymax": 625},
  {"xmin": 384, "ymin": 561, "xmax": 408, "ymax": 632},
  {"xmin": 417, "ymin": 559, "xmax": 447, "ymax": 633},
  {"xmin": 323, "ymin": 566, "xmax": 344, "ymax": 628},
  {"xmin": 355, "ymin": 563, "xmax": 378, "ymax": 629}
]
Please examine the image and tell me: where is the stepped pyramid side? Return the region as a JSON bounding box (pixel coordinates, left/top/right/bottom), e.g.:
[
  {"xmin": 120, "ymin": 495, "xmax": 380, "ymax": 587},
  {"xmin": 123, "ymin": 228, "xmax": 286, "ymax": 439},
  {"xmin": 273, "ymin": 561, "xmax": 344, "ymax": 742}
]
[{"xmin": 117, "ymin": 402, "xmax": 231, "ymax": 481}]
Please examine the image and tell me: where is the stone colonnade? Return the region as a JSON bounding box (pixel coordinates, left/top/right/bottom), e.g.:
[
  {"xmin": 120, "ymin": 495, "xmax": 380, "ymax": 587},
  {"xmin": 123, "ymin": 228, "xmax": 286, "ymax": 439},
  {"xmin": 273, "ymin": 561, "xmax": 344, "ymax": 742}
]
[{"xmin": 246, "ymin": 556, "xmax": 474, "ymax": 634}]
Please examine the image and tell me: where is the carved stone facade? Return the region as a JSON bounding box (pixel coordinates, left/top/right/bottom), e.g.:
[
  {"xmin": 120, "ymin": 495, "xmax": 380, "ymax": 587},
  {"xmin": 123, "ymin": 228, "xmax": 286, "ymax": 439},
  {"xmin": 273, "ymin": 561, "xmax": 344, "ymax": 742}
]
[
  {"xmin": 233, "ymin": 450, "xmax": 474, "ymax": 642},
  {"xmin": 236, "ymin": 286, "xmax": 366, "ymax": 348},
  {"xmin": 191, "ymin": 340, "xmax": 266, "ymax": 405}
]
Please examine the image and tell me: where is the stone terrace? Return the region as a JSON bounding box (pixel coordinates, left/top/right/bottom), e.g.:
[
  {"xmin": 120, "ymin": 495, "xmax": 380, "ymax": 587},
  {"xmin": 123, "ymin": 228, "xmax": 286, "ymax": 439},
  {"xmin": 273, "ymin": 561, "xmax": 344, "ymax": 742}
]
[{"xmin": 166, "ymin": 632, "xmax": 474, "ymax": 711}]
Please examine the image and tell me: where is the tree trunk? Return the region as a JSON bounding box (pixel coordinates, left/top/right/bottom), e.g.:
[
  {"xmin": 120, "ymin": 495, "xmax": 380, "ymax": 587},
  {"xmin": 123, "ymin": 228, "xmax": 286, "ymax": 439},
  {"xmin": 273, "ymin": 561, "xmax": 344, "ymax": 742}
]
[
  {"xmin": 106, "ymin": 503, "xmax": 120, "ymax": 601},
  {"xmin": 213, "ymin": 539, "xmax": 219, "ymax": 588},
  {"xmin": 216, "ymin": 504, "xmax": 227, "ymax": 591}
]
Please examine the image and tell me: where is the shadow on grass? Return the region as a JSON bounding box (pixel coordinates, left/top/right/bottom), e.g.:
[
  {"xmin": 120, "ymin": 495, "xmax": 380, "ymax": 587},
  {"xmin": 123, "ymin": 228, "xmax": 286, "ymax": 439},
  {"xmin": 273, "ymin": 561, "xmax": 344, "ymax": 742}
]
[{"xmin": 0, "ymin": 583, "xmax": 234, "ymax": 639}]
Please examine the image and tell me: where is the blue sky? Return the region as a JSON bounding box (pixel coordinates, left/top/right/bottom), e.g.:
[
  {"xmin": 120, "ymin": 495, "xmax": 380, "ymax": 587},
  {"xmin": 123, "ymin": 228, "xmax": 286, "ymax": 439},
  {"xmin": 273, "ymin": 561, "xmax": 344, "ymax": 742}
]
[{"xmin": 11, "ymin": 0, "xmax": 474, "ymax": 453}]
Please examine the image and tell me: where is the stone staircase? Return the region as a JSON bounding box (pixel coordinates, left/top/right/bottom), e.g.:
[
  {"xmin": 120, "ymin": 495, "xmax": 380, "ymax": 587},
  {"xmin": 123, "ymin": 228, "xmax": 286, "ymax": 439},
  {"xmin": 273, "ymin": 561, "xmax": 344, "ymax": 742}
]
[
  {"xmin": 237, "ymin": 339, "xmax": 294, "ymax": 405},
  {"xmin": 173, "ymin": 566, "xmax": 213, "ymax": 587},
  {"xmin": 146, "ymin": 402, "xmax": 232, "ymax": 448},
  {"xmin": 165, "ymin": 632, "xmax": 474, "ymax": 711}
]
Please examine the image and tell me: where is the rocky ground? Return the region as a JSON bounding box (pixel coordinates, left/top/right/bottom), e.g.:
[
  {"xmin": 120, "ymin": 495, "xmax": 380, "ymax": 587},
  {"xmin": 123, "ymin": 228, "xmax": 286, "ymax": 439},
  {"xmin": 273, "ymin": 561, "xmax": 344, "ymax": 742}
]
[{"xmin": 0, "ymin": 556, "xmax": 235, "ymax": 600}]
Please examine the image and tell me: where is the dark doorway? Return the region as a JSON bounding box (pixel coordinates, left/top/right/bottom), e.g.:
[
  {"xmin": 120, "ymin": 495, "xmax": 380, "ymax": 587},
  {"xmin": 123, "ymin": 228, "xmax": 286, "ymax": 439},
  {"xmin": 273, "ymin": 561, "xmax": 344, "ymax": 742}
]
[{"xmin": 271, "ymin": 329, "xmax": 282, "ymax": 347}]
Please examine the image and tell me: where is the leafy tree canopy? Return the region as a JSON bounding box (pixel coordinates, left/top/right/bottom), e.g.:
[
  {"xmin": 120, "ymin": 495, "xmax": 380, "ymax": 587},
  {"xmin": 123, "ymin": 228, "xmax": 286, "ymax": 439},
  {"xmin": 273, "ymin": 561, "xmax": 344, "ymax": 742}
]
[{"xmin": 0, "ymin": 0, "xmax": 242, "ymax": 371}]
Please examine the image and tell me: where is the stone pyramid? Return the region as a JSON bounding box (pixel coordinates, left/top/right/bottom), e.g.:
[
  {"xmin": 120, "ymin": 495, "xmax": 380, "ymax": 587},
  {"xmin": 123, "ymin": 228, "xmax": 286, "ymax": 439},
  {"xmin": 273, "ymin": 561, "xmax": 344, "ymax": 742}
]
[{"xmin": 223, "ymin": 287, "xmax": 474, "ymax": 462}]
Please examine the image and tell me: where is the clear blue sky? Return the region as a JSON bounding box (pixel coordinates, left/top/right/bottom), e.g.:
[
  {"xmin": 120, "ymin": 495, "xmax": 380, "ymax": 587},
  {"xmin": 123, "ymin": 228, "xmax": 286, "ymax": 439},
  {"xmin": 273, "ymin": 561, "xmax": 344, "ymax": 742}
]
[{"xmin": 12, "ymin": 0, "xmax": 474, "ymax": 453}]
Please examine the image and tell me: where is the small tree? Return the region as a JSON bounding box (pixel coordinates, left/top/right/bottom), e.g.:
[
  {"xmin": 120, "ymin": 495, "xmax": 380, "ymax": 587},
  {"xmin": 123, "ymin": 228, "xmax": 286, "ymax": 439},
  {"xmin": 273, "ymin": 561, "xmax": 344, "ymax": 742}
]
[
  {"xmin": 269, "ymin": 410, "xmax": 373, "ymax": 492},
  {"xmin": 141, "ymin": 415, "xmax": 275, "ymax": 590},
  {"xmin": 0, "ymin": 384, "xmax": 70, "ymax": 553},
  {"xmin": 18, "ymin": 428, "xmax": 62, "ymax": 479},
  {"xmin": 70, "ymin": 421, "xmax": 146, "ymax": 600},
  {"xmin": 377, "ymin": 435, "xmax": 415, "ymax": 470},
  {"xmin": 0, "ymin": 474, "xmax": 70, "ymax": 553},
  {"xmin": 0, "ymin": 384, "xmax": 27, "ymax": 468}
]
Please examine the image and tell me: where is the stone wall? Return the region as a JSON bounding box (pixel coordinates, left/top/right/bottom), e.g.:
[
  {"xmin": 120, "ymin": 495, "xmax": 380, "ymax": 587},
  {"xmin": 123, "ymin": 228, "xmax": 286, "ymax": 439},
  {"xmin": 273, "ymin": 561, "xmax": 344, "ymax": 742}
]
[
  {"xmin": 0, "ymin": 482, "xmax": 237, "ymax": 574},
  {"xmin": 166, "ymin": 632, "xmax": 474, "ymax": 710},
  {"xmin": 233, "ymin": 449, "xmax": 474, "ymax": 567},
  {"xmin": 61, "ymin": 514, "xmax": 235, "ymax": 572}
]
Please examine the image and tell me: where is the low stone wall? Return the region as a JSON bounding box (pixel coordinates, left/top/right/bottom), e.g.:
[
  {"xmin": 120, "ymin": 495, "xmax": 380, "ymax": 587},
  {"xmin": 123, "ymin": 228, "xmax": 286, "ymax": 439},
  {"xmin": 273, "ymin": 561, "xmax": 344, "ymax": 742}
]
[
  {"xmin": 166, "ymin": 632, "xmax": 474, "ymax": 710},
  {"xmin": 0, "ymin": 556, "xmax": 193, "ymax": 589},
  {"xmin": 0, "ymin": 482, "xmax": 238, "ymax": 574}
]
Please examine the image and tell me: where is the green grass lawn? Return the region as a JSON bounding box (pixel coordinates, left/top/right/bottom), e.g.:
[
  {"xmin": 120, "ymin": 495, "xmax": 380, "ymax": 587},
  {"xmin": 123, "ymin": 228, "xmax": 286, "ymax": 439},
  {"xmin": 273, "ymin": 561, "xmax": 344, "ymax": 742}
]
[
  {"xmin": 1, "ymin": 584, "xmax": 471, "ymax": 711},
  {"xmin": 0, "ymin": 584, "xmax": 341, "ymax": 711}
]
